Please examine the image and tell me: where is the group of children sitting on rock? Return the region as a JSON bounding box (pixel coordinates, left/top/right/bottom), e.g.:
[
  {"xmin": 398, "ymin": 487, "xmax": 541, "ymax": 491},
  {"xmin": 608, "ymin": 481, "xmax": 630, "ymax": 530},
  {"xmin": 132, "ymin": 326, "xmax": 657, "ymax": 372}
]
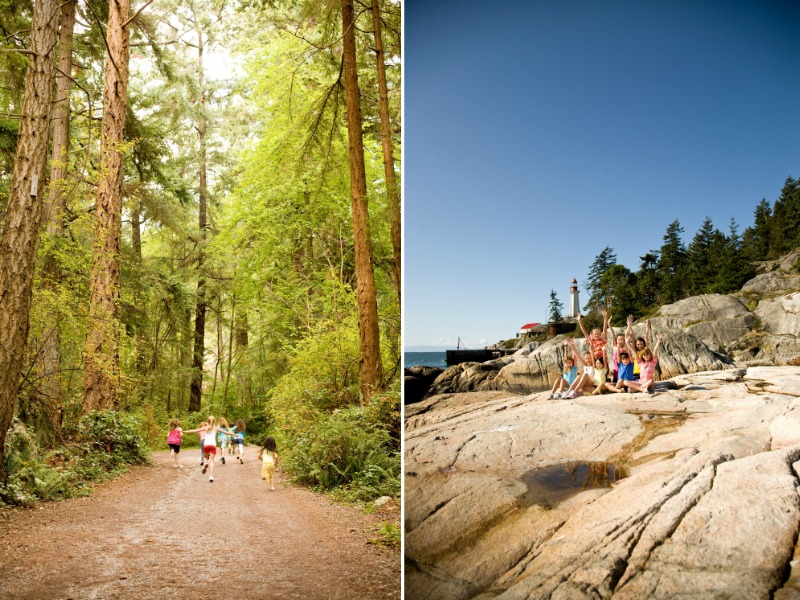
[{"xmin": 548, "ymin": 309, "xmax": 663, "ymax": 399}]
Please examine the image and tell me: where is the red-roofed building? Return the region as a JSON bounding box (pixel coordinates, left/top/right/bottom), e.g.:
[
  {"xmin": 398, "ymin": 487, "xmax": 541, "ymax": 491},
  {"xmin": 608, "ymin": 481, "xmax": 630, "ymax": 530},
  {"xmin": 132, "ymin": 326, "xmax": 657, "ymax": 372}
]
[{"xmin": 518, "ymin": 322, "xmax": 541, "ymax": 337}]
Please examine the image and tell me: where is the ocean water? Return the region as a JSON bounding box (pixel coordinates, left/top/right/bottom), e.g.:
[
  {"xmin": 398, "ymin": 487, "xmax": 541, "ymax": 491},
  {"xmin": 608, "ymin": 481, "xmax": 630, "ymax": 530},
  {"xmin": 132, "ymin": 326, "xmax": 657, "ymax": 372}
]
[{"xmin": 404, "ymin": 351, "xmax": 447, "ymax": 369}]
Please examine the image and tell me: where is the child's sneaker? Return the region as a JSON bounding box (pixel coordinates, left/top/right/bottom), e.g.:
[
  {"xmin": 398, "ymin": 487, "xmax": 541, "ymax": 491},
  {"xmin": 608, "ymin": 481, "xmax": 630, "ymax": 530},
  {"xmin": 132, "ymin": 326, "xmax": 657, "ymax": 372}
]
[
  {"xmin": 221, "ymin": 456, "xmax": 225, "ymax": 465},
  {"xmin": 547, "ymin": 393, "xmax": 554, "ymax": 399},
  {"xmin": 555, "ymin": 392, "xmax": 562, "ymax": 398},
  {"xmin": 209, "ymin": 476, "xmax": 214, "ymax": 482}
]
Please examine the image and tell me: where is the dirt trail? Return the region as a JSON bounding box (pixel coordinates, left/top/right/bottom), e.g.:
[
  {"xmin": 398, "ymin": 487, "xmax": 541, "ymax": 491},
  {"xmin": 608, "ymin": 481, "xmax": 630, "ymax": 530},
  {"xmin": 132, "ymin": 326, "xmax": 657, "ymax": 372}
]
[{"xmin": 0, "ymin": 447, "xmax": 400, "ymax": 599}]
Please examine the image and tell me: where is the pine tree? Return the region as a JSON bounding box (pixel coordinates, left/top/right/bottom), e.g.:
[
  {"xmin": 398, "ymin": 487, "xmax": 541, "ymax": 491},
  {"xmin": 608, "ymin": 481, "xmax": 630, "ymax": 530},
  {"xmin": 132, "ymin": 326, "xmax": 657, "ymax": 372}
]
[
  {"xmin": 548, "ymin": 289, "xmax": 563, "ymax": 323},
  {"xmin": 656, "ymin": 220, "xmax": 687, "ymax": 303},
  {"xmin": 686, "ymin": 216, "xmax": 718, "ymax": 294},
  {"xmin": 713, "ymin": 217, "xmax": 754, "ymax": 293},
  {"xmin": 634, "ymin": 252, "xmax": 660, "ymax": 310},
  {"xmin": 584, "ymin": 246, "xmax": 617, "ymax": 314},
  {"xmin": 769, "ymin": 177, "xmax": 800, "ymax": 256},
  {"xmin": 600, "ymin": 264, "xmax": 637, "ymax": 319},
  {"xmin": 742, "ymin": 199, "xmax": 772, "ymax": 261}
]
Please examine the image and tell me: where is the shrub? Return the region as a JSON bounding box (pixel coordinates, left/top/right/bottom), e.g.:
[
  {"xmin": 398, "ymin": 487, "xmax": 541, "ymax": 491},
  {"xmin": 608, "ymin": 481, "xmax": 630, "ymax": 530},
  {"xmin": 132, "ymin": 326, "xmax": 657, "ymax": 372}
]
[
  {"xmin": 78, "ymin": 411, "xmax": 150, "ymax": 466},
  {"xmin": 276, "ymin": 405, "xmax": 400, "ymax": 503},
  {"xmin": 0, "ymin": 412, "xmax": 151, "ymax": 507}
]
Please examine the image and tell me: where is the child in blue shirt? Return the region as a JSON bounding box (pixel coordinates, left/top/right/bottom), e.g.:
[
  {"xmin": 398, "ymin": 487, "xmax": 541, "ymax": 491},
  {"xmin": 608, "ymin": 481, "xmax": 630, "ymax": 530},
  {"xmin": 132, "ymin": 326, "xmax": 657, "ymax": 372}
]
[
  {"xmin": 548, "ymin": 354, "xmax": 578, "ymax": 399},
  {"xmin": 600, "ymin": 352, "xmax": 634, "ymax": 393}
]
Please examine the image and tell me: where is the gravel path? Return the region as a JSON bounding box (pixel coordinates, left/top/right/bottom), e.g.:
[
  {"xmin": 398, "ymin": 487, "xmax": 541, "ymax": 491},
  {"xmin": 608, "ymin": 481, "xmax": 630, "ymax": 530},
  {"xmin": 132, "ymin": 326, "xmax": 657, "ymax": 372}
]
[{"xmin": 0, "ymin": 447, "xmax": 400, "ymax": 599}]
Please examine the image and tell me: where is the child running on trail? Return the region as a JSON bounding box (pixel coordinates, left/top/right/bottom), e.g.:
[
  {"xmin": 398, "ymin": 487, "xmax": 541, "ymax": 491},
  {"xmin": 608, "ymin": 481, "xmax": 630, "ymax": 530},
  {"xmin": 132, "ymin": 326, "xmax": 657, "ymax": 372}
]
[
  {"xmin": 623, "ymin": 334, "xmax": 663, "ymax": 393},
  {"xmin": 577, "ymin": 309, "xmax": 610, "ymax": 360},
  {"xmin": 191, "ymin": 416, "xmax": 231, "ymax": 482},
  {"xmin": 258, "ymin": 437, "xmax": 279, "ymax": 491},
  {"xmin": 166, "ymin": 419, "xmax": 183, "ymax": 469},
  {"xmin": 548, "ymin": 351, "xmax": 577, "ymax": 399},
  {"xmin": 231, "ymin": 419, "xmax": 246, "ymax": 463},
  {"xmin": 217, "ymin": 418, "xmax": 231, "ymax": 465},
  {"xmin": 183, "ymin": 422, "xmax": 208, "ymax": 466}
]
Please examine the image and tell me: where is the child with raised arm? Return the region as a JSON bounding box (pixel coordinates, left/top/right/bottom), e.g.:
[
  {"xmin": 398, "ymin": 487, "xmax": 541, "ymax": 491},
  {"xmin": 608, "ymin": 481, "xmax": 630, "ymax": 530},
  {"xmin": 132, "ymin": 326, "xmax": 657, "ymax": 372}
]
[
  {"xmin": 607, "ymin": 314, "xmax": 628, "ymax": 382},
  {"xmin": 189, "ymin": 416, "xmax": 231, "ymax": 482},
  {"xmin": 626, "ymin": 314, "xmax": 652, "ymax": 382},
  {"xmin": 258, "ymin": 437, "xmax": 279, "ymax": 491},
  {"xmin": 548, "ymin": 349, "xmax": 577, "ymax": 399},
  {"xmin": 166, "ymin": 419, "xmax": 183, "ymax": 469},
  {"xmin": 562, "ymin": 339, "xmax": 596, "ymax": 398},
  {"xmin": 577, "ymin": 309, "xmax": 610, "ymax": 361},
  {"xmin": 623, "ymin": 334, "xmax": 663, "ymax": 394}
]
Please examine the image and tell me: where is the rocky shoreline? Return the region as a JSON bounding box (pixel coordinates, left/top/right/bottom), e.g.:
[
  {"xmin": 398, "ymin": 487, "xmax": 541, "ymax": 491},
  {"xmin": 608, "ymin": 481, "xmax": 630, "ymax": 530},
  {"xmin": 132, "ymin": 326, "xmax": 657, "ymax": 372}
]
[
  {"xmin": 404, "ymin": 251, "xmax": 800, "ymax": 599},
  {"xmin": 405, "ymin": 367, "xmax": 800, "ymax": 599}
]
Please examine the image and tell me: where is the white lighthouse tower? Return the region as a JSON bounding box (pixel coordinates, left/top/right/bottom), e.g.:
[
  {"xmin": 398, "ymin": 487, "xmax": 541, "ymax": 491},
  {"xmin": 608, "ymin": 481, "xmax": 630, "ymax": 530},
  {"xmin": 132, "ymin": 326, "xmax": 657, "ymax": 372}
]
[{"xmin": 568, "ymin": 278, "xmax": 580, "ymax": 319}]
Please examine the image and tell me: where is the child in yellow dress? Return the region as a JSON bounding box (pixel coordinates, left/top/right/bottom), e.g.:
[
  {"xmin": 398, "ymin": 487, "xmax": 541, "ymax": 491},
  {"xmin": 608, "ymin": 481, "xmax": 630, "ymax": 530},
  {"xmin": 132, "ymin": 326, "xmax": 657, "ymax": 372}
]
[{"xmin": 258, "ymin": 437, "xmax": 279, "ymax": 491}]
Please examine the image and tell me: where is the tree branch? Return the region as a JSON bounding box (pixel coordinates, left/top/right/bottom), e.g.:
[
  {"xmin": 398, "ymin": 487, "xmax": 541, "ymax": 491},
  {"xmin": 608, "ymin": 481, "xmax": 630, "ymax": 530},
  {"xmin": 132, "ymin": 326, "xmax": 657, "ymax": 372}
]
[{"xmin": 122, "ymin": 0, "xmax": 156, "ymax": 29}]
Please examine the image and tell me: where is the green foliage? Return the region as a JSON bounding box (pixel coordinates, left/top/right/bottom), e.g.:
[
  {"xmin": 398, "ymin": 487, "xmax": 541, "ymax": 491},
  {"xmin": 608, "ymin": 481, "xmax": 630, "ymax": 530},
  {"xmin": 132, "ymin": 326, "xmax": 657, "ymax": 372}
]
[
  {"xmin": 368, "ymin": 522, "xmax": 401, "ymax": 549},
  {"xmin": 0, "ymin": 414, "xmax": 152, "ymax": 507},
  {"xmin": 584, "ymin": 246, "xmax": 617, "ymax": 314},
  {"xmin": 78, "ymin": 411, "xmax": 151, "ymax": 465},
  {"xmin": 274, "ymin": 404, "xmax": 400, "ymax": 503},
  {"xmin": 547, "ymin": 290, "xmax": 563, "ymax": 323}
]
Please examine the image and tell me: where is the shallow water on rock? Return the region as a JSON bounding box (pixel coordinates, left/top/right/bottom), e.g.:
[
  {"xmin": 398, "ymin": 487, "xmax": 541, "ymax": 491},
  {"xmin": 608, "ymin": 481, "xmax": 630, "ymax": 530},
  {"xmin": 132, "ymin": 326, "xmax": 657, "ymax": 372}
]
[{"xmin": 520, "ymin": 461, "xmax": 628, "ymax": 508}]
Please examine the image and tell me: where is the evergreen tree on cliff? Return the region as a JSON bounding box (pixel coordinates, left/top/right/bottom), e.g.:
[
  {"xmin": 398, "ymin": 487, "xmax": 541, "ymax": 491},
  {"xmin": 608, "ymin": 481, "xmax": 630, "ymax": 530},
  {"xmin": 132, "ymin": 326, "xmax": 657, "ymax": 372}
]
[
  {"xmin": 686, "ymin": 216, "xmax": 721, "ymax": 295},
  {"xmin": 656, "ymin": 220, "xmax": 687, "ymax": 303},
  {"xmin": 742, "ymin": 199, "xmax": 772, "ymax": 262},
  {"xmin": 713, "ymin": 217, "xmax": 754, "ymax": 293},
  {"xmin": 768, "ymin": 177, "xmax": 800, "ymax": 257},
  {"xmin": 0, "ymin": 0, "xmax": 60, "ymax": 484},
  {"xmin": 600, "ymin": 264, "xmax": 637, "ymax": 318},
  {"xmin": 634, "ymin": 252, "xmax": 660, "ymax": 310},
  {"xmin": 584, "ymin": 246, "xmax": 616, "ymax": 314},
  {"xmin": 548, "ymin": 290, "xmax": 563, "ymax": 323}
]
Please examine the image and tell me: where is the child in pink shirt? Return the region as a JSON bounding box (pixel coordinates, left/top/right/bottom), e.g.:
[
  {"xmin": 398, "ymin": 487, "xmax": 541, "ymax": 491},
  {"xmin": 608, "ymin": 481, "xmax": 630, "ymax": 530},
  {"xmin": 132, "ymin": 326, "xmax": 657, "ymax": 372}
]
[{"xmin": 624, "ymin": 334, "xmax": 663, "ymax": 393}]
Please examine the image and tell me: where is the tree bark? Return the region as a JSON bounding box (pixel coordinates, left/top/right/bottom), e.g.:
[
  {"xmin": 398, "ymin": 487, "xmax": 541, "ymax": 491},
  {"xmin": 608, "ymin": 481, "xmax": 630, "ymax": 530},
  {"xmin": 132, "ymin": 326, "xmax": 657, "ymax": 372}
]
[
  {"xmin": 27, "ymin": 0, "xmax": 77, "ymax": 447},
  {"xmin": 0, "ymin": 0, "xmax": 60, "ymax": 484},
  {"xmin": 341, "ymin": 0, "xmax": 383, "ymax": 403},
  {"xmin": 370, "ymin": 0, "xmax": 400, "ymax": 308},
  {"xmin": 188, "ymin": 33, "xmax": 208, "ymax": 413},
  {"xmin": 82, "ymin": 0, "xmax": 131, "ymax": 414}
]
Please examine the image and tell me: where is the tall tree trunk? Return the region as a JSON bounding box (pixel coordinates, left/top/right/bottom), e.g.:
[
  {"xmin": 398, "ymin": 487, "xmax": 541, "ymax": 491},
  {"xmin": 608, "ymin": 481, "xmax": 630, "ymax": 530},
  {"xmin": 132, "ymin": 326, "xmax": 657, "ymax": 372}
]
[
  {"xmin": 189, "ymin": 35, "xmax": 208, "ymax": 413},
  {"xmin": 0, "ymin": 0, "xmax": 60, "ymax": 484},
  {"xmin": 27, "ymin": 0, "xmax": 77, "ymax": 447},
  {"xmin": 82, "ymin": 0, "xmax": 131, "ymax": 414},
  {"xmin": 370, "ymin": 0, "xmax": 400, "ymax": 308},
  {"xmin": 341, "ymin": 0, "xmax": 383, "ymax": 403},
  {"xmin": 222, "ymin": 293, "xmax": 236, "ymax": 414}
]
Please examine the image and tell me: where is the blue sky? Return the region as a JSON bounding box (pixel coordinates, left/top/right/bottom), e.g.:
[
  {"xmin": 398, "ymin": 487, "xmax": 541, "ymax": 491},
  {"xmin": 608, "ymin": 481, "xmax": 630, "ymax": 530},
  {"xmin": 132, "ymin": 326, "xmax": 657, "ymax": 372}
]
[{"xmin": 403, "ymin": 0, "xmax": 800, "ymax": 350}]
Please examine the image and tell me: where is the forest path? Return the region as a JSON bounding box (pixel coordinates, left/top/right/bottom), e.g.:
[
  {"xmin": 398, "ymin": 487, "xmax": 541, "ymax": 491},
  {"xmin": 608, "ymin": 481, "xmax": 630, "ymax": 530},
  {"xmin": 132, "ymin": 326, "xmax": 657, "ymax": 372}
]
[{"xmin": 0, "ymin": 447, "xmax": 400, "ymax": 599}]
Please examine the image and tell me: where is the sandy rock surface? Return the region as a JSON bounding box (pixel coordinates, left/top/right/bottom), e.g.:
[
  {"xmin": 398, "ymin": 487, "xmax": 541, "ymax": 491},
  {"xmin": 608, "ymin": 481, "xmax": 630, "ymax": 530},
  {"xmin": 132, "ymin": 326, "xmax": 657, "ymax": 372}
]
[{"xmin": 405, "ymin": 367, "xmax": 800, "ymax": 599}]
